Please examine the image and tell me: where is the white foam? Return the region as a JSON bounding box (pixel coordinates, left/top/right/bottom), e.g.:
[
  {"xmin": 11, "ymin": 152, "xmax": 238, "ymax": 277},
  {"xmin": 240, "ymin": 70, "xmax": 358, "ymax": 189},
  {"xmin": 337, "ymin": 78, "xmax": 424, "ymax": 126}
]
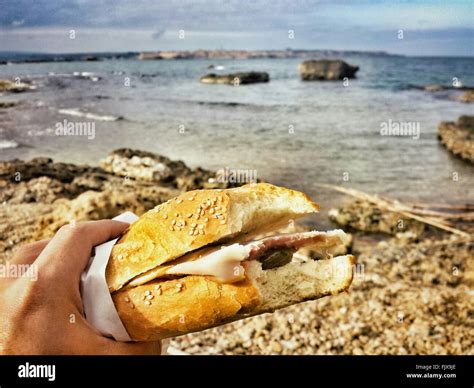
[
  {"xmin": 58, "ymin": 108, "xmax": 121, "ymax": 121},
  {"xmin": 0, "ymin": 140, "xmax": 19, "ymax": 149}
]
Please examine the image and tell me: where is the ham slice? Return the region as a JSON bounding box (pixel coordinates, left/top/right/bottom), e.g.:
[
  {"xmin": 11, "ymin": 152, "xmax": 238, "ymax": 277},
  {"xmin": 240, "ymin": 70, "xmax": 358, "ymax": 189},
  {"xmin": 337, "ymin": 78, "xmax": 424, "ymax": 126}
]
[{"xmin": 166, "ymin": 229, "xmax": 348, "ymax": 283}]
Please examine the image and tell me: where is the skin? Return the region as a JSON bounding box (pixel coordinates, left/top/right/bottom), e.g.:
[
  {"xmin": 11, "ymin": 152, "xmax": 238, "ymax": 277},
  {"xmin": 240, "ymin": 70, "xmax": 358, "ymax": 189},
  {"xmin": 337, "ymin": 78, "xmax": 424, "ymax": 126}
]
[{"xmin": 0, "ymin": 220, "xmax": 162, "ymax": 355}]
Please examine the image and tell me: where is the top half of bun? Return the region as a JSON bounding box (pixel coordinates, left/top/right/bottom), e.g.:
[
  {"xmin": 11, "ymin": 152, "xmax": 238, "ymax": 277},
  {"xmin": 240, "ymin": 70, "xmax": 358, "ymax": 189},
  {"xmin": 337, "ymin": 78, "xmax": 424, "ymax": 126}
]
[{"xmin": 106, "ymin": 183, "xmax": 320, "ymax": 292}]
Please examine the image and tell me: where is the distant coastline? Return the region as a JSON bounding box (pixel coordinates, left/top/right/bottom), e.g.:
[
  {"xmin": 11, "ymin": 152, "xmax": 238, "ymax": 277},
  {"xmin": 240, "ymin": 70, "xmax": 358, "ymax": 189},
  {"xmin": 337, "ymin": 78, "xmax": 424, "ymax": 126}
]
[{"xmin": 0, "ymin": 49, "xmax": 397, "ymax": 64}]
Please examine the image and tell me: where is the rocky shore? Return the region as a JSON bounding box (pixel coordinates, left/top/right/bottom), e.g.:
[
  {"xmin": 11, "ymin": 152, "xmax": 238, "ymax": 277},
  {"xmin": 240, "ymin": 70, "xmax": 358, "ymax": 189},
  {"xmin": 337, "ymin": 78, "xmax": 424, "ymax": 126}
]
[
  {"xmin": 438, "ymin": 115, "xmax": 474, "ymax": 163},
  {"xmin": 1, "ymin": 149, "xmax": 471, "ymax": 355},
  {"xmin": 0, "ymin": 149, "xmax": 233, "ymax": 261}
]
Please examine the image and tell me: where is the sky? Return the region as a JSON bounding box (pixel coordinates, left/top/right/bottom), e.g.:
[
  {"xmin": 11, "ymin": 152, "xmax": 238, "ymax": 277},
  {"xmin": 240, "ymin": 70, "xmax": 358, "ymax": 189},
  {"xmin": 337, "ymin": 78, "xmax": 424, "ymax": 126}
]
[{"xmin": 0, "ymin": 0, "xmax": 473, "ymax": 56}]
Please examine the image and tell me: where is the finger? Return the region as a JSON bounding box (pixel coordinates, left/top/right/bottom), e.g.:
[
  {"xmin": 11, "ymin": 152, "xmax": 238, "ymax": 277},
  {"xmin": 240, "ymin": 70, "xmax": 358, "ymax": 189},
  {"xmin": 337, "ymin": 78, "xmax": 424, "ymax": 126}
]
[
  {"xmin": 35, "ymin": 220, "xmax": 129, "ymax": 281},
  {"xmin": 107, "ymin": 340, "xmax": 162, "ymax": 355},
  {"xmin": 10, "ymin": 239, "xmax": 51, "ymax": 265}
]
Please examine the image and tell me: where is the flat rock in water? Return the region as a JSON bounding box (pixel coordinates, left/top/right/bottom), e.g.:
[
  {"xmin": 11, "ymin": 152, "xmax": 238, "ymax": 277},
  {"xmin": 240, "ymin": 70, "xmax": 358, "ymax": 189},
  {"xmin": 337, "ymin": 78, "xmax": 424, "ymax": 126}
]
[
  {"xmin": 200, "ymin": 71, "xmax": 269, "ymax": 85},
  {"xmin": 298, "ymin": 59, "xmax": 359, "ymax": 81}
]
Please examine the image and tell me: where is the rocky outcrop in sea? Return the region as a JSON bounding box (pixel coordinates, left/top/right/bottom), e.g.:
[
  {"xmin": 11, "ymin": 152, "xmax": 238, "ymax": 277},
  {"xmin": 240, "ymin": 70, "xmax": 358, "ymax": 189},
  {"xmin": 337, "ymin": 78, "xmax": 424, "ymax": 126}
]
[
  {"xmin": 298, "ymin": 60, "xmax": 359, "ymax": 81},
  {"xmin": 200, "ymin": 72, "xmax": 270, "ymax": 85}
]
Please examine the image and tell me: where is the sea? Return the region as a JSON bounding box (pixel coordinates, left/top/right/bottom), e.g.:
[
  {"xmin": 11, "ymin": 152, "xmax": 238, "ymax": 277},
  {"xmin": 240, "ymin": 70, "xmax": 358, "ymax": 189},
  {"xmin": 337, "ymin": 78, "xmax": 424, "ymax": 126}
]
[{"xmin": 0, "ymin": 54, "xmax": 473, "ymax": 221}]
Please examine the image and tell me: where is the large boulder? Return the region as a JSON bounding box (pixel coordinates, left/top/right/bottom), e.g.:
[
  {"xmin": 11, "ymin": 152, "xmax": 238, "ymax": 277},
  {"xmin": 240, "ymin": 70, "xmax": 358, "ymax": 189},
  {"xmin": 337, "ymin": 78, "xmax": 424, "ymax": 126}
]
[
  {"xmin": 200, "ymin": 72, "xmax": 269, "ymax": 85},
  {"xmin": 438, "ymin": 116, "xmax": 474, "ymax": 163},
  {"xmin": 298, "ymin": 60, "xmax": 359, "ymax": 81}
]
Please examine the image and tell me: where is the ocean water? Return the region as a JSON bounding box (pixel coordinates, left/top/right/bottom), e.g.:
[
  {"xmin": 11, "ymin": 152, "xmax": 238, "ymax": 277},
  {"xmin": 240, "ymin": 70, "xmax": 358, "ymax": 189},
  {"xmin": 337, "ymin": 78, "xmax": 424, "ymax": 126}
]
[{"xmin": 0, "ymin": 55, "xmax": 473, "ymax": 221}]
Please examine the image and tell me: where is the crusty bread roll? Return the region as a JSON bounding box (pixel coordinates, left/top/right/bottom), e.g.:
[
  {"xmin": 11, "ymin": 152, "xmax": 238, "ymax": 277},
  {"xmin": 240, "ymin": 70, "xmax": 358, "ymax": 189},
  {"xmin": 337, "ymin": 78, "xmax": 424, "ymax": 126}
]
[{"xmin": 106, "ymin": 183, "xmax": 355, "ymax": 341}]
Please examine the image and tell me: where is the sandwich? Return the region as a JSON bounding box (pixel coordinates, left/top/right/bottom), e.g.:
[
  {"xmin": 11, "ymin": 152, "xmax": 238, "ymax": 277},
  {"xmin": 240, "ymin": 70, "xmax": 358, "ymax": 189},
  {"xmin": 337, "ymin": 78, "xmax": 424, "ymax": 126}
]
[{"xmin": 106, "ymin": 183, "xmax": 355, "ymax": 341}]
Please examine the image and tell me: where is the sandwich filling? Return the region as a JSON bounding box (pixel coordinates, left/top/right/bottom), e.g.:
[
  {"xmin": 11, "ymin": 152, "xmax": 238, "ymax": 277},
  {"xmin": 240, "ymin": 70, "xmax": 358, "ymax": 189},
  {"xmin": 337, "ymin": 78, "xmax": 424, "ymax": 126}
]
[{"xmin": 125, "ymin": 229, "xmax": 349, "ymax": 288}]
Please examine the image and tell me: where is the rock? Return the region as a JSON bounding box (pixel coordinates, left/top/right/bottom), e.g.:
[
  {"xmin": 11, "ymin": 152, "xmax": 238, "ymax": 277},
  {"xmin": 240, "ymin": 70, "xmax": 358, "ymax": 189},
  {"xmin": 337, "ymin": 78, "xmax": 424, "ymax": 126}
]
[
  {"xmin": 270, "ymin": 341, "xmax": 283, "ymax": 353},
  {"xmin": 328, "ymin": 200, "xmax": 425, "ymax": 236},
  {"xmin": 0, "ymin": 101, "xmax": 17, "ymax": 108},
  {"xmin": 458, "ymin": 90, "xmax": 474, "ymax": 103},
  {"xmin": 199, "ymin": 72, "xmax": 270, "ymax": 85},
  {"xmin": 438, "ymin": 115, "xmax": 474, "ymax": 163},
  {"xmin": 100, "ymin": 148, "xmax": 233, "ymax": 190},
  {"xmin": 35, "ymin": 190, "xmax": 147, "ymax": 239},
  {"xmin": 0, "ymin": 79, "xmax": 32, "ymax": 93},
  {"xmin": 298, "ymin": 60, "xmax": 359, "ymax": 81},
  {"xmin": 424, "ymin": 84, "xmax": 445, "ymax": 92},
  {"xmin": 101, "ymin": 151, "xmax": 174, "ymax": 182}
]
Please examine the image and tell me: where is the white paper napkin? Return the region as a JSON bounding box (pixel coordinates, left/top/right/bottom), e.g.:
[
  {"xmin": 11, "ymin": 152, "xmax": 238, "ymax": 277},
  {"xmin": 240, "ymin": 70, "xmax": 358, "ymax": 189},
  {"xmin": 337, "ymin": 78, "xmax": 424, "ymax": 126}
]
[{"xmin": 80, "ymin": 212, "xmax": 138, "ymax": 342}]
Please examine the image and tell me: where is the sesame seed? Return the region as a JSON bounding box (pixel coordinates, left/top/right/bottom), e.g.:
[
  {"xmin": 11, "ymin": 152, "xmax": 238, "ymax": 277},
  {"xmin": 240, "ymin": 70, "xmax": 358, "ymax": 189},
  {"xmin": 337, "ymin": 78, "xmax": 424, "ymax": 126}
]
[
  {"xmin": 188, "ymin": 197, "xmax": 195, "ymax": 201},
  {"xmin": 163, "ymin": 214, "xmax": 168, "ymax": 219},
  {"xmin": 191, "ymin": 223, "xmax": 197, "ymax": 227},
  {"xmin": 188, "ymin": 230, "xmax": 194, "ymax": 236},
  {"xmin": 187, "ymin": 213, "xmax": 193, "ymax": 218},
  {"xmin": 218, "ymin": 196, "xmax": 223, "ymax": 201},
  {"xmin": 145, "ymin": 291, "xmax": 151, "ymax": 296},
  {"xmin": 154, "ymin": 285, "xmax": 161, "ymax": 291},
  {"xmin": 124, "ymin": 297, "xmax": 130, "ymax": 303},
  {"xmin": 217, "ymin": 189, "xmax": 223, "ymax": 192},
  {"xmin": 199, "ymin": 229, "xmax": 205, "ymax": 235},
  {"xmin": 209, "ymin": 208, "xmax": 215, "ymax": 214},
  {"xmin": 193, "ymin": 230, "xmax": 199, "ymax": 236},
  {"xmin": 181, "ymin": 220, "xmax": 186, "ymax": 226},
  {"xmin": 204, "ymin": 217, "xmax": 209, "ymax": 222},
  {"xmin": 176, "ymin": 283, "xmax": 183, "ymax": 291},
  {"xmin": 146, "ymin": 294, "xmax": 154, "ymax": 300},
  {"xmin": 176, "ymin": 199, "xmax": 183, "ymax": 204},
  {"xmin": 130, "ymin": 303, "xmax": 135, "ymax": 309},
  {"xmin": 172, "ymin": 219, "xmax": 176, "ymax": 225},
  {"xmin": 169, "ymin": 226, "xmax": 175, "ymax": 231},
  {"xmin": 117, "ymin": 254, "xmax": 123, "ymax": 260},
  {"xmin": 145, "ymin": 300, "xmax": 151, "ymax": 306},
  {"xmin": 175, "ymin": 213, "xmax": 179, "ymax": 217},
  {"xmin": 198, "ymin": 224, "xmax": 204, "ymax": 230}
]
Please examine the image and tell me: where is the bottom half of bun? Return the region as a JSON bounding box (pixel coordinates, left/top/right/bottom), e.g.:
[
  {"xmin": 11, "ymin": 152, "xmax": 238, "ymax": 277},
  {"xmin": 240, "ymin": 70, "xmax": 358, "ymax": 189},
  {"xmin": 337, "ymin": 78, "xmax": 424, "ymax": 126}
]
[{"xmin": 112, "ymin": 254, "xmax": 356, "ymax": 341}]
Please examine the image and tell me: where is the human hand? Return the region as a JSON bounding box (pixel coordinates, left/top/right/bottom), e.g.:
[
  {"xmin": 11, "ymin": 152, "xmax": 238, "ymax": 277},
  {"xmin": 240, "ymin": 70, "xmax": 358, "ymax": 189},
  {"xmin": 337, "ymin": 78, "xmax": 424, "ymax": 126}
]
[{"xmin": 0, "ymin": 220, "xmax": 162, "ymax": 355}]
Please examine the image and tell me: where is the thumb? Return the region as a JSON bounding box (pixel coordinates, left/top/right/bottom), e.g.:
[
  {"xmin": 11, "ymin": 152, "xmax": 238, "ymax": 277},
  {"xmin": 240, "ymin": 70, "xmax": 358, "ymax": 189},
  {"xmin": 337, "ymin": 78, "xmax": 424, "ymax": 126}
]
[{"xmin": 107, "ymin": 340, "xmax": 163, "ymax": 355}]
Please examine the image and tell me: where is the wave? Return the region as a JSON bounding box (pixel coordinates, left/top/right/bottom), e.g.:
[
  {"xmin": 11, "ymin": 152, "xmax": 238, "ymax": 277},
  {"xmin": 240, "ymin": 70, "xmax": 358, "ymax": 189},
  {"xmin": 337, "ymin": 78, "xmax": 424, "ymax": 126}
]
[
  {"xmin": 58, "ymin": 108, "xmax": 123, "ymax": 121},
  {"xmin": 0, "ymin": 139, "xmax": 19, "ymax": 149}
]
